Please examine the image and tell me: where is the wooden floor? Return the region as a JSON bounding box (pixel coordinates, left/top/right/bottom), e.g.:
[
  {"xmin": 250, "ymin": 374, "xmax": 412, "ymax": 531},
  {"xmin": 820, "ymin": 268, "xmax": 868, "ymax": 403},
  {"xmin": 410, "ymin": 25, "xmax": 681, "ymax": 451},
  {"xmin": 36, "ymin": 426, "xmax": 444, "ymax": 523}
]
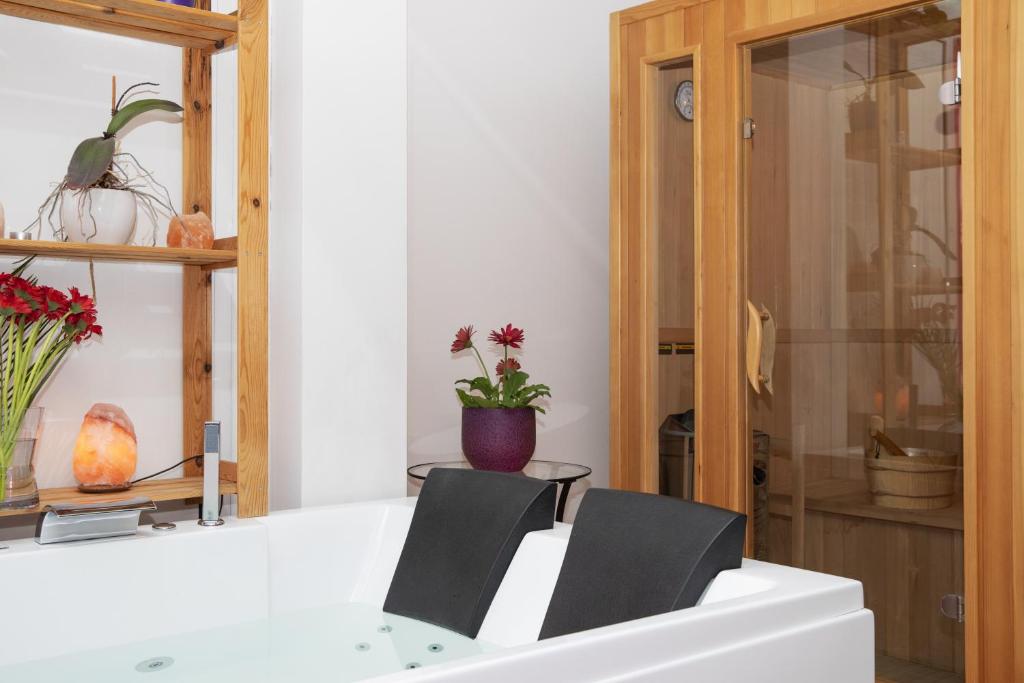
[{"xmin": 877, "ymin": 655, "xmax": 963, "ymax": 683}]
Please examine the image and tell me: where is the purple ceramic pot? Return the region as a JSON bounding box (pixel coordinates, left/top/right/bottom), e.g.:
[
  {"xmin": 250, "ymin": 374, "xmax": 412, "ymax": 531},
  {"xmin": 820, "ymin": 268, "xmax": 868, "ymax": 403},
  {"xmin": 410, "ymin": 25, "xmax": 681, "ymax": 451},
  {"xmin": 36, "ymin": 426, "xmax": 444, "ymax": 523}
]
[
  {"xmin": 156, "ymin": 0, "xmax": 196, "ymax": 6},
  {"xmin": 461, "ymin": 407, "xmax": 536, "ymax": 472}
]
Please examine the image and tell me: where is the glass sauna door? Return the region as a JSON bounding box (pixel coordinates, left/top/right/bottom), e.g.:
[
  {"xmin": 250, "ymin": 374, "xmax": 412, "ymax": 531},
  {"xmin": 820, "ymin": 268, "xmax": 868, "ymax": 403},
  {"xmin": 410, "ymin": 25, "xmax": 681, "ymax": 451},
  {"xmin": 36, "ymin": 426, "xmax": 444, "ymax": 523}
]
[
  {"xmin": 652, "ymin": 58, "xmax": 696, "ymax": 500},
  {"xmin": 744, "ymin": 4, "xmax": 963, "ymax": 682}
]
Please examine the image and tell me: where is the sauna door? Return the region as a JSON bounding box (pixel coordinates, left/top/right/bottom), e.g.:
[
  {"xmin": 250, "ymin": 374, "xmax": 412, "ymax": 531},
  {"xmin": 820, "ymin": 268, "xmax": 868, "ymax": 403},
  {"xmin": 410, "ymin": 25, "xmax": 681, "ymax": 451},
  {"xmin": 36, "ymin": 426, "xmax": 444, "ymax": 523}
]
[{"xmin": 742, "ymin": 3, "xmax": 965, "ymax": 681}]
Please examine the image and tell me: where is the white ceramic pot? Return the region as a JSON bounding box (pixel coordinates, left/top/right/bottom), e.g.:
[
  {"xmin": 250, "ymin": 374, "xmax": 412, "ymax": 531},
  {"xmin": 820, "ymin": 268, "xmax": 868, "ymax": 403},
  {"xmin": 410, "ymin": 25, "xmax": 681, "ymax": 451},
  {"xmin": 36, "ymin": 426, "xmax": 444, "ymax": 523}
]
[{"xmin": 60, "ymin": 188, "xmax": 137, "ymax": 244}]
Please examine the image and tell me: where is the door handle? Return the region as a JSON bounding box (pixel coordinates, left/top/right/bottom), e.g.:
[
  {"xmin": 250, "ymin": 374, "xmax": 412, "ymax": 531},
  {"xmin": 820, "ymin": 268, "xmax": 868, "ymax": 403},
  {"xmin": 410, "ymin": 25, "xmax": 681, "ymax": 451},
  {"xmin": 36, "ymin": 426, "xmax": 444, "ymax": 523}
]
[{"xmin": 746, "ymin": 301, "xmax": 776, "ymax": 395}]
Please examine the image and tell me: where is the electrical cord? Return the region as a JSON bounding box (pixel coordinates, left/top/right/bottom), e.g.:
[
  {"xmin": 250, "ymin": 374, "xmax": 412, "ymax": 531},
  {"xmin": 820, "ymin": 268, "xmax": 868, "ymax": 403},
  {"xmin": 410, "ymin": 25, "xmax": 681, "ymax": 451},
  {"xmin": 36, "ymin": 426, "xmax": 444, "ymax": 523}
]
[
  {"xmin": 131, "ymin": 455, "xmax": 202, "ymax": 485},
  {"xmin": 131, "ymin": 455, "xmax": 225, "ymax": 517}
]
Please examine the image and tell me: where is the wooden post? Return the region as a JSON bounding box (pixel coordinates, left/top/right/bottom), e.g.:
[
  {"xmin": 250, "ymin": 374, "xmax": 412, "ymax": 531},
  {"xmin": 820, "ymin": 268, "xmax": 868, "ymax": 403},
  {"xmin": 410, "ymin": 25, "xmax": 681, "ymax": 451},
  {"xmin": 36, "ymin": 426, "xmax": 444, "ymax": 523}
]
[
  {"xmin": 181, "ymin": 0, "xmax": 212, "ymax": 477},
  {"xmin": 236, "ymin": 0, "xmax": 269, "ymax": 517}
]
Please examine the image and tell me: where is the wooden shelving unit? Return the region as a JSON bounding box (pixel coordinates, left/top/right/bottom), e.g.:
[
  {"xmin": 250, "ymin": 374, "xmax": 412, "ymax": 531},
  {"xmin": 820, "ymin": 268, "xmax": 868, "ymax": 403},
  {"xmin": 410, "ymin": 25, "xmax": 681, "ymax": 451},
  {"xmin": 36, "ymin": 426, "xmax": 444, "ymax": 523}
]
[{"xmin": 0, "ymin": 0, "xmax": 268, "ymax": 517}]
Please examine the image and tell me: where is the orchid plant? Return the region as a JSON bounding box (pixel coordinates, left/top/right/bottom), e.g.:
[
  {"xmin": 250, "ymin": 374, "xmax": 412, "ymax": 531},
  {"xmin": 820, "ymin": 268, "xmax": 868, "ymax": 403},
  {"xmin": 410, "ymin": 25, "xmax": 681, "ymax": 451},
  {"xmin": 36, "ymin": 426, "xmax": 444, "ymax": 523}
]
[
  {"xmin": 26, "ymin": 80, "xmax": 182, "ymax": 243},
  {"xmin": 450, "ymin": 324, "xmax": 551, "ymax": 412},
  {"xmin": 0, "ymin": 264, "xmax": 101, "ymax": 502}
]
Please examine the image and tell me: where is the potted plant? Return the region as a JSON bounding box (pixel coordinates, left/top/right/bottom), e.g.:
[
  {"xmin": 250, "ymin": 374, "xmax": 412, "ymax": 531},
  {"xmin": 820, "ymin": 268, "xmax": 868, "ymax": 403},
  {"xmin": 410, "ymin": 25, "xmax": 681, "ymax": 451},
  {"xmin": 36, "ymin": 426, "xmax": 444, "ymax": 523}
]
[
  {"xmin": 26, "ymin": 80, "xmax": 182, "ymax": 245},
  {"xmin": 0, "ymin": 263, "xmax": 102, "ymax": 508},
  {"xmin": 450, "ymin": 324, "xmax": 551, "ymax": 472}
]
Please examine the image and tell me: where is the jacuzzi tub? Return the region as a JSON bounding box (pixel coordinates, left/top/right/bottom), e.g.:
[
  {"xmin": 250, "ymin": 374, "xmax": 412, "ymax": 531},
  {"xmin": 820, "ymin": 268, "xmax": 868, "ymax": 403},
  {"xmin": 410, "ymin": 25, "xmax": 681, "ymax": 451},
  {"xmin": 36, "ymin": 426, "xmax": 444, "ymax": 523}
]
[{"xmin": 0, "ymin": 498, "xmax": 873, "ymax": 682}]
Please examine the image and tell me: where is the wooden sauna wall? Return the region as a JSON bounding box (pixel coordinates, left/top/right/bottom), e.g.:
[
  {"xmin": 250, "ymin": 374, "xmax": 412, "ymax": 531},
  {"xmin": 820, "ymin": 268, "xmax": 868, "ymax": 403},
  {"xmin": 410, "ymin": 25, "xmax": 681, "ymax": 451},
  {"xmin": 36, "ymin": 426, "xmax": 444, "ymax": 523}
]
[
  {"xmin": 656, "ymin": 62, "xmax": 696, "ymax": 425},
  {"xmin": 748, "ymin": 53, "xmax": 965, "ymax": 675}
]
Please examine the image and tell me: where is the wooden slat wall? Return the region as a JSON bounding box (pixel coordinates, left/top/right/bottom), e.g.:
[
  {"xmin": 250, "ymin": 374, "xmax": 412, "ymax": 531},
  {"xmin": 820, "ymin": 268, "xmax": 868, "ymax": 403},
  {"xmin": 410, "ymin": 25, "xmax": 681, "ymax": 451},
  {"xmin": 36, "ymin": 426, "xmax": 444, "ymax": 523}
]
[
  {"xmin": 962, "ymin": 1, "xmax": 1024, "ymax": 680},
  {"xmin": 181, "ymin": 0, "xmax": 213, "ymax": 478},
  {"xmin": 235, "ymin": 0, "xmax": 269, "ymax": 517}
]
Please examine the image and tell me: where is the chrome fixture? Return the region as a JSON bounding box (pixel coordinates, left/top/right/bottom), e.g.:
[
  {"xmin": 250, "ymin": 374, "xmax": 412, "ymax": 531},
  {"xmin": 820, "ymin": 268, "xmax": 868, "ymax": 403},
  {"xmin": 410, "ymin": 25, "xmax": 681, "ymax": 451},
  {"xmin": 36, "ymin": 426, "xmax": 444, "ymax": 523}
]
[
  {"xmin": 199, "ymin": 421, "xmax": 224, "ymax": 527},
  {"xmin": 35, "ymin": 497, "xmax": 156, "ymax": 545},
  {"xmin": 152, "ymin": 522, "xmax": 177, "ymax": 532}
]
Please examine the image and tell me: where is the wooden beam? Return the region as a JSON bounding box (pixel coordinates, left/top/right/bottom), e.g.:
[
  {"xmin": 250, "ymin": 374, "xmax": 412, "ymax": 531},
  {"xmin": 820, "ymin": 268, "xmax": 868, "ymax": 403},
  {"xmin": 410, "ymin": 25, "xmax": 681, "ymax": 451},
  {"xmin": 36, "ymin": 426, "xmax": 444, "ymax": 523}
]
[
  {"xmin": 962, "ymin": 1, "xmax": 1024, "ymax": 680},
  {"xmin": 0, "ymin": 0, "xmax": 216, "ymax": 47},
  {"xmin": 4, "ymin": 0, "xmax": 227, "ymax": 40},
  {"xmin": 0, "ymin": 238, "xmax": 235, "ymax": 264},
  {"xmin": 0, "ymin": 478, "xmax": 236, "ymax": 519},
  {"xmin": 236, "ymin": 0, "xmax": 269, "ymax": 518},
  {"xmin": 182, "ymin": 9, "xmax": 213, "ymax": 478},
  {"xmin": 100, "ymin": 0, "xmax": 235, "ymax": 31}
]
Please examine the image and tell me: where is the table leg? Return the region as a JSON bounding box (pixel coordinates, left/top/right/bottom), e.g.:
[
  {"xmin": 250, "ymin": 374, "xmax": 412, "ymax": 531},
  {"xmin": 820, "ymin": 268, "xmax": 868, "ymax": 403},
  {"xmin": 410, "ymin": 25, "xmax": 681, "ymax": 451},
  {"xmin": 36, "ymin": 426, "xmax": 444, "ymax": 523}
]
[{"xmin": 555, "ymin": 482, "xmax": 573, "ymax": 523}]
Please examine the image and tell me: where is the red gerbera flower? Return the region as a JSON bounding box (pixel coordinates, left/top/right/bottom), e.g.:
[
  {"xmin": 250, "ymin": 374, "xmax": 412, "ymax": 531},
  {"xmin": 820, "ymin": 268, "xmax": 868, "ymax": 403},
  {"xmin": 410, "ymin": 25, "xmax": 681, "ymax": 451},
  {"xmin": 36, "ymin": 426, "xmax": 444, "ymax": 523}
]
[
  {"xmin": 450, "ymin": 325, "xmax": 475, "ymax": 353},
  {"xmin": 68, "ymin": 287, "xmax": 95, "ymax": 315},
  {"xmin": 496, "ymin": 357, "xmax": 521, "ymax": 379},
  {"xmin": 488, "ymin": 324, "xmax": 525, "ymax": 349},
  {"xmin": 0, "ymin": 289, "xmax": 32, "ymax": 316},
  {"xmin": 40, "ymin": 287, "xmax": 69, "ymax": 320}
]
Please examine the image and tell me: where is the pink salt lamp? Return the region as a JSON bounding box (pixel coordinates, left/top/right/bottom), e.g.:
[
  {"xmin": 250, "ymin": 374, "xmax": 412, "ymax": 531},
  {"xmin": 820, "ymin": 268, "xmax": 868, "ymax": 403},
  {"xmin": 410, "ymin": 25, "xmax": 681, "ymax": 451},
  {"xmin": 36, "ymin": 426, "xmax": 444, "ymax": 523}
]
[
  {"xmin": 73, "ymin": 403, "xmax": 138, "ymax": 491},
  {"xmin": 167, "ymin": 211, "xmax": 215, "ymax": 249}
]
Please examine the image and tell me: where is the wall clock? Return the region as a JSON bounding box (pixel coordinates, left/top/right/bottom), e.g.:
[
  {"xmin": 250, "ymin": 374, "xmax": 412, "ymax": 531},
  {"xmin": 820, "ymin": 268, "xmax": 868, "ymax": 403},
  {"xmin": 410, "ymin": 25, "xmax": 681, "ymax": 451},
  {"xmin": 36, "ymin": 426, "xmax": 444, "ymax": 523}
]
[{"xmin": 674, "ymin": 80, "xmax": 695, "ymax": 121}]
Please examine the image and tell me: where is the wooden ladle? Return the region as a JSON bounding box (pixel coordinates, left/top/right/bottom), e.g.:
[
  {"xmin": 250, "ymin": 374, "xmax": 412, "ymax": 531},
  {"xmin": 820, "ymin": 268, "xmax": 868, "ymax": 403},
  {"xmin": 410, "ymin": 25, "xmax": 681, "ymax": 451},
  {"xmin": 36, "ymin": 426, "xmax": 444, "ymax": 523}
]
[{"xmin": 869, "ymin": 415, "xmax": 909, "ymax": 458}]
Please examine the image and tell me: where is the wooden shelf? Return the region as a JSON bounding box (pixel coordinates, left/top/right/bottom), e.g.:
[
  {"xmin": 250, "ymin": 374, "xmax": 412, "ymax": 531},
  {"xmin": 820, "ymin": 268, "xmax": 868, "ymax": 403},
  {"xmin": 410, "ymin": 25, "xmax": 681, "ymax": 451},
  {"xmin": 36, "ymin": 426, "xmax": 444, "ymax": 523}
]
[
  {"xmin": 845, "ymin": 134, "xmax": 961, "ymax": 171},
  {"xmin": 0, "ymin": 238, "xmax": 237, "ymax": 267},
  {"xmin": 0, "ymin": 0, "xmax": 236, "ymax": 49},
  {"xmin": 0, "ymin": 476, "xmax": 237, "ymax": 518},
  {"xmin": 848, "ymin": 269, "xmax": 963, "ymax": 296},
  {"xmin": 769, "ymin": 478, "xmax": 963, "ymax": 532}
]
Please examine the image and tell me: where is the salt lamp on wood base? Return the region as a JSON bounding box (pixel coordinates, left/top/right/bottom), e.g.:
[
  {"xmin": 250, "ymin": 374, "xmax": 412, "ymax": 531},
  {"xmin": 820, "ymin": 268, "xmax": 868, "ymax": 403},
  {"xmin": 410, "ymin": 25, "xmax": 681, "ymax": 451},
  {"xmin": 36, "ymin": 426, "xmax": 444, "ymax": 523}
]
[{"xmin": 73, "ymin": 403, "xmax": 138, "ymax": 493}]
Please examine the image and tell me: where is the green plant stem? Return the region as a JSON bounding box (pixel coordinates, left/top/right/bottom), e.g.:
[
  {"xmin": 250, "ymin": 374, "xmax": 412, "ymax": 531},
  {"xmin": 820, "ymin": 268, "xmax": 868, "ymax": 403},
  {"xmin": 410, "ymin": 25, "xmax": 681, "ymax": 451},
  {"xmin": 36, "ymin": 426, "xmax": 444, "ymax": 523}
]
[
  {"xmin": 0, "ymin": 313, "xmax": 76, "ymax": 502},
  {"xmin": 471, "ymin": 346, "xmax": 494, "ymax": 388}
]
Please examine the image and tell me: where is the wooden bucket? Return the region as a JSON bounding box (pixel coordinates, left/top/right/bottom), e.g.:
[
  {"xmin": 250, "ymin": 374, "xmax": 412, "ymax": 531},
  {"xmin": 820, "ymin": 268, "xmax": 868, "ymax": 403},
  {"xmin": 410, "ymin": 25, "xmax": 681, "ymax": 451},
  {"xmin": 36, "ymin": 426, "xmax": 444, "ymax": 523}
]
[{"xmin": 864, "ymin": 448, "xmax": 958, "ymax": 510}]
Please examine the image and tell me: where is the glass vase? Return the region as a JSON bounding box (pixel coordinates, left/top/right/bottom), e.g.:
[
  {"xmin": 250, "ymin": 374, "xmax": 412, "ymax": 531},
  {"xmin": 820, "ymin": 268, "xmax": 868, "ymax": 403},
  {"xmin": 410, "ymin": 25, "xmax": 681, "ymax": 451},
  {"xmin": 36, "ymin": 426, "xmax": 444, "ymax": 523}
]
[{"xmin": 0, "ymin": 407, "xmax": 44, "ymax": 509}]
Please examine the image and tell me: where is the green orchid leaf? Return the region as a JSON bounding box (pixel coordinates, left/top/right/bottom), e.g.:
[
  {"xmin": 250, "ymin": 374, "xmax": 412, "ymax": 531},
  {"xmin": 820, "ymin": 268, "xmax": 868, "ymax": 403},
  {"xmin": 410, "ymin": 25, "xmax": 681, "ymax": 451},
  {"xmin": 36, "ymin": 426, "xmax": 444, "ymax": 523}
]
[
  {"xmin": 106, "ymin": 98, "xmax": 183, "ymax": 136},
  {"xmin": 66, "ymin": 136, "xmax": 116, "ymax": 189}
]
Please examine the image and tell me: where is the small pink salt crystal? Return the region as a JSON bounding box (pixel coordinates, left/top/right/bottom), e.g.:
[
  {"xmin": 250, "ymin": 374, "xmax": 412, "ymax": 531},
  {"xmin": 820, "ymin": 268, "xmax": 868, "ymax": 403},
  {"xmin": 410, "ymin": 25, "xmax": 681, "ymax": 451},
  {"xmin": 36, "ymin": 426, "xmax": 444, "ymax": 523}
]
[{"xmin": 167, "ymin": 211, "xmax": 214, "ymax": 249}]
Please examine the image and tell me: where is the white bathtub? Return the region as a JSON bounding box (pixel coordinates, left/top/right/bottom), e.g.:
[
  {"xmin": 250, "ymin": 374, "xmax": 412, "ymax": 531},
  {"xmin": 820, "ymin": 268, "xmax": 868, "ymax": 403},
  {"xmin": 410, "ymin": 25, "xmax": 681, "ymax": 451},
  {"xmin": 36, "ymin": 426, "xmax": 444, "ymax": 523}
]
[{"xmin": 0, "ymin": 498, "xmax": 873, "ymax": 682}]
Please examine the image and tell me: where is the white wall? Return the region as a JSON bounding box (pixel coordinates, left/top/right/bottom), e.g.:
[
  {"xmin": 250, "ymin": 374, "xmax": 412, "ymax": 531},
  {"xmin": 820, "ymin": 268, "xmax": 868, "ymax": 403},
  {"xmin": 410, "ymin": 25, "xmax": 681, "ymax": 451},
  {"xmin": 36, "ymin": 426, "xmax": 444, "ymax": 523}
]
[
  {"xmin": 272, "ymin": 0, "xmax": 409, "ymax": 509},
  {"xmin": 407, "ymin": 0, "xmax": 634, "ymax": 518}
]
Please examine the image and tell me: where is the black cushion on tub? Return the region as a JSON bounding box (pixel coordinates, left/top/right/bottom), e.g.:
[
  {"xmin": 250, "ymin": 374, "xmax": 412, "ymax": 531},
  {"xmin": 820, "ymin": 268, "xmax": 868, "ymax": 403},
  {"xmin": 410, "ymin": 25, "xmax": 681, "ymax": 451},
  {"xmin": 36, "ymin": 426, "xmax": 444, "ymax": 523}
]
[
  {"xmin": 383, "ymin": 468, "xmax": 556, "ymax": 638},
  {"xmin": 539, "ymin": 489, "xmax": 746, "ymax": 639}
]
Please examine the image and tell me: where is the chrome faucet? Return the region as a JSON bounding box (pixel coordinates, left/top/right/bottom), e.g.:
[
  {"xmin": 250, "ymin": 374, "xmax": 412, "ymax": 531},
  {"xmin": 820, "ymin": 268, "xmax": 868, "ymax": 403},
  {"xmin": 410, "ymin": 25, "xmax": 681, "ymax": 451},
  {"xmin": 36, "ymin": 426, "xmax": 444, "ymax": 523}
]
[
  {"xmin": 35, "ymin": 497, "xmax": 156, "ymax": 545},
  {"xmin": 199, "ymin": 421, "xmax": 224, "ymax": 527}
]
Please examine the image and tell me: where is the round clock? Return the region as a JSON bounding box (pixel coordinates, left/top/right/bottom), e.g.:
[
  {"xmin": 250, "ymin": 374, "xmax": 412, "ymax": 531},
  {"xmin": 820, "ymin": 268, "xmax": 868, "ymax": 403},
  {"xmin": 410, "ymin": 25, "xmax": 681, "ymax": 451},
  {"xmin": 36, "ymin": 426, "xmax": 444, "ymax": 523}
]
[{"xmin": 674, "ymin": 80, "xmax": 695, "ymax": 121}]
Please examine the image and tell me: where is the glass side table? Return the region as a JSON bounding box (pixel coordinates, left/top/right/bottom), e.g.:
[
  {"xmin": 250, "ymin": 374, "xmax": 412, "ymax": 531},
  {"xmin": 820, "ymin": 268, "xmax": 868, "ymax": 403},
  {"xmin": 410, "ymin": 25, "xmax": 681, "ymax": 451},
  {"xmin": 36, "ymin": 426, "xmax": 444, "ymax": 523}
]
[{"xmin": 407, "ymin": 460, "xmax": 592, "ymax": 523}]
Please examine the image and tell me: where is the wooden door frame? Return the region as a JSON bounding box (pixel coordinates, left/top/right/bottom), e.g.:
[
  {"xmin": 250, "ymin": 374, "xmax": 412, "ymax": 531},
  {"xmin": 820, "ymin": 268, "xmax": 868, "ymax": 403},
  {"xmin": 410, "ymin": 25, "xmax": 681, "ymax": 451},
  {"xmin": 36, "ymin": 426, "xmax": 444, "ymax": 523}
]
[
  {"xmin": 609, "ymin": 2, "xmax": 705, "ymax": 494},
  {"xmin": 721, "ymin": 1, "xmax": 1023, "ymax": 680}
]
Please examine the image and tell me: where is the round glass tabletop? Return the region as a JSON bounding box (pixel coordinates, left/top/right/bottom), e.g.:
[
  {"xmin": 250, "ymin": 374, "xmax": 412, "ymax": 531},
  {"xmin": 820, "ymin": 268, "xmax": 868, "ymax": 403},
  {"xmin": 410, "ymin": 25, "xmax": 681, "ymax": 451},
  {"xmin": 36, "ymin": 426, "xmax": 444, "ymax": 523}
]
[{"xmin": 407, "ymin": 460, "xmax": 592, "ymax": 484}]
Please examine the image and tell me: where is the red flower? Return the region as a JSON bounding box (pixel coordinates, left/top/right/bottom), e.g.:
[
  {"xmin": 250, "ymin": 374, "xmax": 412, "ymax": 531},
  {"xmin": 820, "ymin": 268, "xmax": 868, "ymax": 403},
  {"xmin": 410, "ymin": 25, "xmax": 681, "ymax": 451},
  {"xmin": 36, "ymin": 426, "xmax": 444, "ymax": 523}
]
[
  {"xmin": 7, "ymin": 277, "xmax": 44, "ymax": 320},
  {"xmin": 496, "ymin": 357, "xmax": 521, "ymax": 379},
  {"xmin": 488, "ymin": 324, "xmax": 525, "ymax": 349},
  {"xmin": 68, "ymin": 287, "xmax": 95, "ymax": 315},
  {"xmin": 0, "ymin": 289, "xmax": 31, "ymax": 317},
  {"xmin": 40, "ymin": 287, "xmax": 69, "ymax": 320},
  {"xmin": 450, "ymin": 325, "xmax": 475, "ymax": 353}
]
